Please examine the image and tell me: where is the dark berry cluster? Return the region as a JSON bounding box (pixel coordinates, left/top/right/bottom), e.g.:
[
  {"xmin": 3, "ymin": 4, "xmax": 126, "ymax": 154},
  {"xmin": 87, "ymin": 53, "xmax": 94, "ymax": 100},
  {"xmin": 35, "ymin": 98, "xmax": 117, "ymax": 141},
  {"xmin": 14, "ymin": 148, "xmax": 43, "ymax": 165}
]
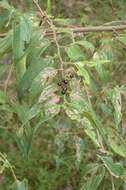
[
  {"xmin": 57, "ymin": 74, "xmax": 73, "ymax": 95},
  {"xmin": 58, "ymin": 79, "xmax": 68, "ymax": 94}
]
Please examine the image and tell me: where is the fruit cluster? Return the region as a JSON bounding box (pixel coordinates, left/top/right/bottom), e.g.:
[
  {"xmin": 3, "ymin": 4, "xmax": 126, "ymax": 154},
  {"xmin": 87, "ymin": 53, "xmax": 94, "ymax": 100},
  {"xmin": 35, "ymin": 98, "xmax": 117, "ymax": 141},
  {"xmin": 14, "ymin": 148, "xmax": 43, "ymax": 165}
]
[{"xmin": 57, "ymin": 74, "xmax": 73, "ymax": 95}]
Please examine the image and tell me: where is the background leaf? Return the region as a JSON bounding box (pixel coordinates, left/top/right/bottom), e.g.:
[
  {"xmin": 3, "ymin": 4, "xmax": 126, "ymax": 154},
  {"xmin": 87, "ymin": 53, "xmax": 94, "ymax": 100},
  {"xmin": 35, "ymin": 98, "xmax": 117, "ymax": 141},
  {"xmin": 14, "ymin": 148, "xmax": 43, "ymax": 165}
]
[
  {"xmin": 12, "ymin": 179, "xmax": 28, "ymax": 190},
  {"xmin": 99, "ymin": 156, "xmax": 126, "ymax": 177},
  {"xmin": 80, "ymin": 168, "xmax": 105, "ymax": 190},
  {"xmin": 66, "ymin": 44, "xmax": 85, "ymax": 61}
]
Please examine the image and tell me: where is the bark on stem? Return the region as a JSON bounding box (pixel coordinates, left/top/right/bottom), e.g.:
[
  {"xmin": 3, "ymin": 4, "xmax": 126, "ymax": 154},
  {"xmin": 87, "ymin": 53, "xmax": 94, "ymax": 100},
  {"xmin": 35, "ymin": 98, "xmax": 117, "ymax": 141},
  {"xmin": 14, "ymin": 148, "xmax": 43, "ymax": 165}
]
[
  {"xmin": 44, "ymin": 24, "xmax": 126, "ymax": 37},
  {"xmin": 1, "ymin": 25, "xmax": 126, "ymax": 38}
]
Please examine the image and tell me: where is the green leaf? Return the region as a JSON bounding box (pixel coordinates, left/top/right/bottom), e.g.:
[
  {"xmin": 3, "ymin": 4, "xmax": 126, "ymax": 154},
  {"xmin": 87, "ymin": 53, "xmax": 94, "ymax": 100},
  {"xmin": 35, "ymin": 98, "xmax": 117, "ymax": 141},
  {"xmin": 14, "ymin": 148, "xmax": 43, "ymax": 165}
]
[
  {"xmin": 0, "ymin": 10, "xmax": 9, "ymax": 31},
  {"xmin": 99, "ymin": 156, "xmax": 126, "ymax": 177},
  {"xmin": 65, "ymin": 101, "xmax": 105, "ymax": 148},
  {"xmin": 0, "ymin": 90, "xmax": 8, "ymax": 104},
  {"xmin": 23, "ymin": 104, "xmax": 40, "ymax": 125},
  {"xmin": 77, "ymin": 66, "xmax": 90, "ymax": 85},
  {"xmin": 75, "ymin": 136, "xmax": 85, "ymax": 167},
  {"xmin": 28, "ymin": 77, "xmax": 43, "ymax": 99},
  {"xmin": 74, "ymin": 60, "xmax": 110, "ymax": 68},
  {"xmin": 108, "ymin": 87, "xmax": 122, "ymax": 127},
  {"xmin": 95, "ymin": 64, "xmax": 109, "ymax": 82},
  {"xmin": 80, "ymin": 163, "xmax": 99, "ymax": 177},
  {"xmin": 82, "ymin": 111, "xmax": 107, "ymax": 147},
  {"xmin": 0, "ymin": 152, "xmax": 10, "ymax": 174},
  {"xmin": 93, "ymin": 50, "xmax": 111, "ymax": 62},
  {"xmin": 0, "ymin": 104, "xmax": 13, "ymax": 112},
  {"xmin": 93, "ymin": 52, "xmax": 110, "ymax": 82},
  {"xmin": 66, "ymin": 44, "xmax": 85, "ymax": 61},
  {"xmin": 0, "ymin": 64, "xmax": 9, "ymax": 78},
  {"xmin": 0, "ymin": 0, "xmax": 12, "ymax": 11},
  {"xmin": 118, "ymin": 33, "xmax": 126, "ymax": 45},
  {"xmin": 13, "ymin": 104, "xmax": 40, "ymax": 125},
  {"xmin": 47, "ymin": 0, "xmax": 52, "ymax": 15},
  {"xmin": 25, "ymin": 36, "xmax": 50, "ymax": 66},
  {"xmin": 106, "ymin": 127, "xmax": 126, "ymax": 158},
  {"xmin": 18, "ymin": 58, "xmax": 51, "ymax": 99},
  {"xmin": 13, "ymin": 16, "xmax": 31, "ymax": 60},
  {"xmin": 29, "ymin": 67, "xmax": 57, "ymax": 99},
  {"xmin": 82, "ymin": 118, "xmax": 101, "ymax": 147},
  {"xmin": 16, "ymin": 125, "xmax": 33, "ymax": 159},
  {"xmin": 12, "ymin": 15, "xmax": 31, "ymax": 81},
  {"xmin": 80, "ymin": 169, "xmax": 105, "ymax": 190},
  {"xmin": 12, "ymin": 179, "xmax": 28, "ymax": 190},
  {"xmin": 65, "ymin": 99, "xmax": 89, "ymax": 120},
  {"xmin": 38, "ymin": 84, "xmax": 58, "ymax": 103},
  {"xmin": 0, "ymin": 32, "xmax": 12, "ymax": 56},
  {"xmin": 75, "ymin": 40, "xmax": 95, "ymax": 52}
]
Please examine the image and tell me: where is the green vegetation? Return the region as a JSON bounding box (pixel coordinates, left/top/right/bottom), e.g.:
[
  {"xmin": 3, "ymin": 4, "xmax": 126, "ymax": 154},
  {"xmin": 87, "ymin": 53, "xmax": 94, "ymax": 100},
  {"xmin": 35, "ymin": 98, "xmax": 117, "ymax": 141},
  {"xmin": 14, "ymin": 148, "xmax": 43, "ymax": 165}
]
[{"xmin": 1, "ymin": 0, "xmax": 126, "ymax": 189}]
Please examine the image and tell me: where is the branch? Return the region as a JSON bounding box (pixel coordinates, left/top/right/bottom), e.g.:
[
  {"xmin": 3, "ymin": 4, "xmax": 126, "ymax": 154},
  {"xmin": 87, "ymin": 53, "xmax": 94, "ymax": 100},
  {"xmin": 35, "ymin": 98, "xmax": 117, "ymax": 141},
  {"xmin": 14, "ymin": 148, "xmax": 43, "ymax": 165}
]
[
  {"xmin": 0, "ymin": 32, "xmax": 7, "ymax": 37},
  {"xmin": 33, "ymin": 0, "xmax": 64, "ymax": 76},
  {"xmin": 44, "ymin": 24, "xmax": 126, "ymax": 37},
  {"xmin": 1, "ymin": 24, "xmax": 126, "ymax": 38}
]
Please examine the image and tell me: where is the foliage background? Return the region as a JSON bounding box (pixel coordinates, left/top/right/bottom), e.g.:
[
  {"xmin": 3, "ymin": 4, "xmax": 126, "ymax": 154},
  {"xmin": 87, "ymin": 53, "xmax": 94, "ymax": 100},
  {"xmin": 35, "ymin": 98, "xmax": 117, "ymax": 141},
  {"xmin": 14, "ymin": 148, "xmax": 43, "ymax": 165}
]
[{"xmin": 1, "ymin": 0, "xmax": 126, "ymax": 190}]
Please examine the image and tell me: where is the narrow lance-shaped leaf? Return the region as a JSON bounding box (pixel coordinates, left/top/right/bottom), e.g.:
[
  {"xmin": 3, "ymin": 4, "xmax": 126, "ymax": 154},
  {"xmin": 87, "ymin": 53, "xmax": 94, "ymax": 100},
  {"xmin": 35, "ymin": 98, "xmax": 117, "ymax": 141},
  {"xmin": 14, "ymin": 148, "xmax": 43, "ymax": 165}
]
[
  {"xmin": 11, "ymin": 179, "xmax": 28, "ymax": 190},
  {"xmin": 66, "ymin": 44, "xmax": 85, "ymax": 61},
  {"xmin": 106, "ymin": 127, "xmax": 126, "ymax": 158},
  {"xmin": 99, "ymin": 156, "xmax": 126, "ymax": 177},
  {"xmin": 0, "ymin": 32, "xmax": 12, "ymax": 56},
  {"xmin": 74, "ymin": 40, "xmax": 95, "ymax": 52},
  {"xmin": 13, "ymin": 104, "xmax": 41, "ymax": 125},
  {"xmin": 75, "ymin": 136, "xmax": 85, "ymax": 167},
  {"xmin": 18, "ymin": 58, "xmax": 51, "ymax": 99},
  {"xmin": 74, "ymin": 62, "xmax": 90, "ymax": 85},
  {"xmin": 16, "ymin": 125, "xmax": 34, "ymax": 159},
  {"xmin": 0, "ymin": 0, "xmax": 13, "ymax": 11},
  {"xmin": 118, "ymin": 33, "xmax": 126, "ymax": 45},
  {"xmin": 82, "ymin": 118, "xmax": 101, "ymax": 147},
  {"xmin": 12, "ymin": 15, "xmax": 31, "ymax": 81},
  {"xmin": 47, "ymin": 0, "xmax": 52, "ymax": 15},
  {"xmin": 80, "ymin": 163, "xmax": 99, "ymax": 177},
  {"xmin": 93, "ymin": 52, "xmax": 109, "ymax": 82},
  {"xmin": 80, "ymin": 168, "xmax": 105, "ymax": 190},
  {"xmin": 0, "ymin": 90, "xmax": 8, "ymax": 104},
  {"xmin": 108, "ymin": 87, "xmax": 122, "ymax": 128}
]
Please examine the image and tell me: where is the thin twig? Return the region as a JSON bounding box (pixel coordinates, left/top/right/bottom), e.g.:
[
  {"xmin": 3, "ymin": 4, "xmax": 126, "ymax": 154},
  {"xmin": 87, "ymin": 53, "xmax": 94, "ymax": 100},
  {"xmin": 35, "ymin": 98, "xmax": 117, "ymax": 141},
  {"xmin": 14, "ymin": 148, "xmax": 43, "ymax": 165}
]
[
  {"xmin": 111, "ymin": 175, "xmax": 115, "ymax": 190},
  {"xmin": 103, "ymin": 20, "xmax": 126, "ymax": 26},
  {"xmin": 0, "ymin": 152, "xmax": 17, "ymax": 181},
  {"xmin": 10, "ymin": 166, "xmax": 17, "ymax": 181},
  {"xmin": 33, "ymin": 0, "xmax": 64, "ymax": 76},
  {"xmin": 0, "ymin": 32, "xmax": 7, "ymax": 37}
]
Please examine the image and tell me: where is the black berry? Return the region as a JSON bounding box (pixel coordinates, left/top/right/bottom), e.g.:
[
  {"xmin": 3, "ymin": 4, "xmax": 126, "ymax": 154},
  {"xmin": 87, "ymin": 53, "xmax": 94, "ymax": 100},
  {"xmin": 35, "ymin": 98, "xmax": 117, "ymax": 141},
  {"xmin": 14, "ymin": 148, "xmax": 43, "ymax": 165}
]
[
  {"xmin": 69, "ymin": 74, "xmax": 73, "ymax": 78},
  {"xmin": 57, "ymin": 82, "xmax": 62, "ymax": 86},
  {"xmin": 62, "ymin": 79, "xmax": 68, "ymax": 84},
  {"xmin": 62, "ymin": 90, "xmax": 66, "ymax": 95},
  {"xmin": 63, "ymin": 86, "xmax": 67, "ymax": 91}
]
